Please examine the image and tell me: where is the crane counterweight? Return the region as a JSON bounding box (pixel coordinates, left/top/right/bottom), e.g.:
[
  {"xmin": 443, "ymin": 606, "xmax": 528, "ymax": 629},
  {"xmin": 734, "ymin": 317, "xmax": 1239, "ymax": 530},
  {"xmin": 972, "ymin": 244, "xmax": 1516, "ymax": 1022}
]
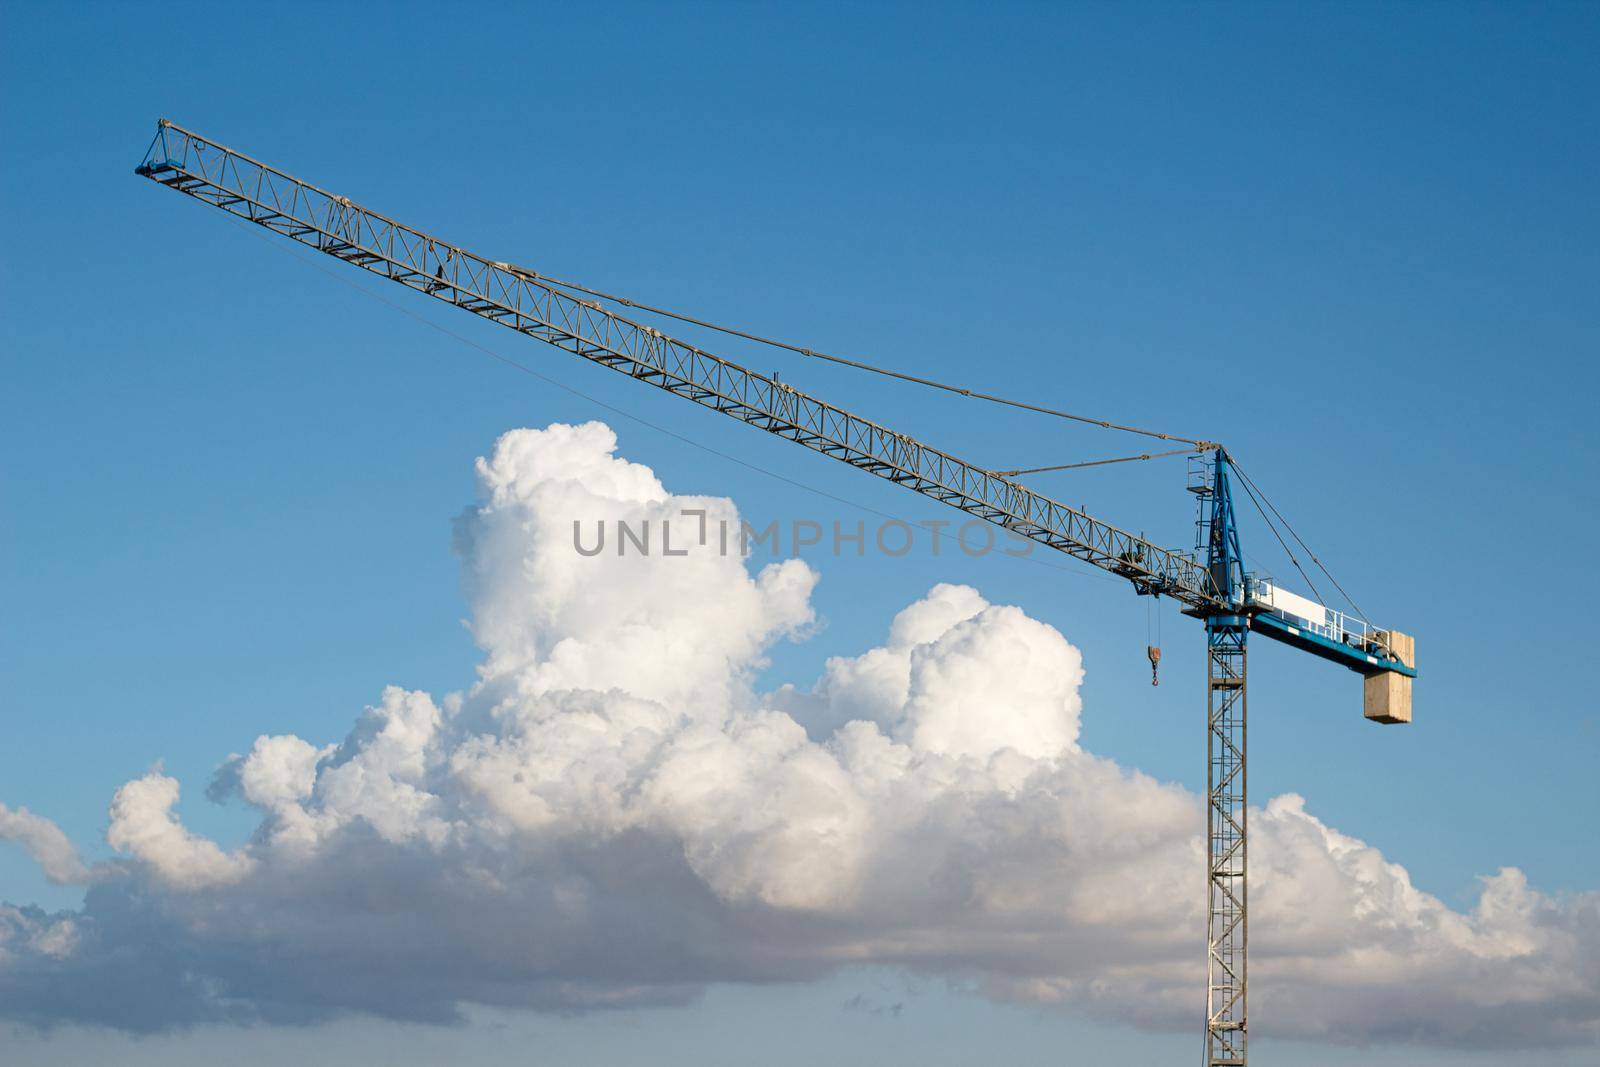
[{"xmin": 1364, "ymin": 631, "xmax": 1416, "ymax": 723}]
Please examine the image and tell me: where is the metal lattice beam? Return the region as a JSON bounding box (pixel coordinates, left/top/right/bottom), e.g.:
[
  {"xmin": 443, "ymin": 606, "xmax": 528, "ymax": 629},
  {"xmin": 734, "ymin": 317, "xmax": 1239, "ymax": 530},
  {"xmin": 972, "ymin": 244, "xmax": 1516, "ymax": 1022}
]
[
  {"xmin": 1206, "ymin": 622, "xmax": 1248, "ymax": 1067},
  {"xmin": 134, "ymin": 119, "xmax": 1224, "ymax": 612}
]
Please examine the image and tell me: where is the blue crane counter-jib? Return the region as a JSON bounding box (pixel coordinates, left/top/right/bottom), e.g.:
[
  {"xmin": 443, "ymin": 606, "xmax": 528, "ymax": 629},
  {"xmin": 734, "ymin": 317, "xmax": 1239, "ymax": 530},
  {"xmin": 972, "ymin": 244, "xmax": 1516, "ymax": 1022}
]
[{"xmin": 134, "ymin": 118, "xmax": 1416, "ymax": 1067}]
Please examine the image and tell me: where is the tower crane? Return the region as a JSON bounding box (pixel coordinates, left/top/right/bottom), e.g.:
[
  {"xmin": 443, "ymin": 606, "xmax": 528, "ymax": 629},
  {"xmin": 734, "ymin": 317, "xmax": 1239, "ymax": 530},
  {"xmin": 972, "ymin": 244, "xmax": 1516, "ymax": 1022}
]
[{"xmin": 134, "ymin": 119, "xmax": 1417, "ymax": 1067}]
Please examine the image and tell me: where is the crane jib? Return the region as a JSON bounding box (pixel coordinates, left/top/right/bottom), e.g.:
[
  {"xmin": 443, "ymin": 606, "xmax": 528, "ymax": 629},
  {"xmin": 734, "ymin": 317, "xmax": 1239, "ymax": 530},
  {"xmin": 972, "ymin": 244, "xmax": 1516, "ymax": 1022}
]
[
  {"xmin": 133, "ymin": 119, "xmax": 1222, "ymax": 611},
  {"xmin": 131, "ymin": 118, "xmax": 1414, "ymax": 681}
]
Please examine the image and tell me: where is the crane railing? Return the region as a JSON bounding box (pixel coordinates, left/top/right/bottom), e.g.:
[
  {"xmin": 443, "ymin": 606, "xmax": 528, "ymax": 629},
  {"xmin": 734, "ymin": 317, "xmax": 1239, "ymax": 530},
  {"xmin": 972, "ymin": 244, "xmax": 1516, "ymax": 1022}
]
[{"xmin": 135, "ymin": 120, "xmax": 1225, "ymax": 611}]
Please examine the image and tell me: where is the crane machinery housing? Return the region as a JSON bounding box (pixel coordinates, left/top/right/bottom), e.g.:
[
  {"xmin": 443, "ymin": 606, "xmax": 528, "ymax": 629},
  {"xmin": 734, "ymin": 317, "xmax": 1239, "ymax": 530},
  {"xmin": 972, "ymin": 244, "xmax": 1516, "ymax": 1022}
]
[{"xmin": 134, "ymin": 118, "xmax": 1418, "ymax": 1067}]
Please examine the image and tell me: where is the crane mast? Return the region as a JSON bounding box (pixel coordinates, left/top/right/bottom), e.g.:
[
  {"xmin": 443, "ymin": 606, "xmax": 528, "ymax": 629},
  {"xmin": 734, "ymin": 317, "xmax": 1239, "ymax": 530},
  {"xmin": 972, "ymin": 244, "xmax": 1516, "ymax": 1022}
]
[
  {"xmin": 135, "ymin": 119, "xmax": 1416, "ymax": 1067},
  {"xmin": 1199, "ymin": 452, "xmax": 1250, "ymax": 1065}
]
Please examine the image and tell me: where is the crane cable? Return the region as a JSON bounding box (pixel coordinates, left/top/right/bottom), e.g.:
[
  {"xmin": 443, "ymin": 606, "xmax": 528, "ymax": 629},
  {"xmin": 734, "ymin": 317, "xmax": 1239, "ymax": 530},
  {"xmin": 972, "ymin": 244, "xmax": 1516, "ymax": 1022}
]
[
  {"xmin": 501, "ymin": 263, "xmax": 1218, "ymax": 451},
  {"xmin": 994, "ymin": 446, "xmax": 1197, "ymax": 478},
  {"xmin": 1146, "ymin": 592, "xmax": 1162, "ymax": 686},
  {"xmin": 214, "ymin": 214, "xmax": 1130, "ymax": 585},
  {"xmin": 1230, "ymin": 459, "xmax": 1371, "ymax": 626},
  {"xmin": 1232, "ymin": 470, "xmax": 1327, "ymax": 608}
]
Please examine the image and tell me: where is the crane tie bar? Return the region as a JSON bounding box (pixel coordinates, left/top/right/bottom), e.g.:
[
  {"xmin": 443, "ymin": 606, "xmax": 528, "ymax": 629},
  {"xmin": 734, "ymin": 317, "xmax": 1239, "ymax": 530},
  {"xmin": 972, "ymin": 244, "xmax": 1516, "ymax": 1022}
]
[
  {"xmin": 499, "ymin": 263, "xmax": 1217, "ymax": 451},
  {"xmin": 993, "ymin": 447, "xmax": 1199, "ymax": 478}
]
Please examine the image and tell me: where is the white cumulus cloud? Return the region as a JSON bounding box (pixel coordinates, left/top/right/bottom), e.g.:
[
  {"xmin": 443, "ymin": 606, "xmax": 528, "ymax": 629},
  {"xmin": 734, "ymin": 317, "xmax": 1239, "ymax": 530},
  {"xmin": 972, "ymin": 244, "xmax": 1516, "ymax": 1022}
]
[
  {"xmin": 0, "ymin": 421, "xmax": 1595, "ymax": 1048},
  {"xmin": 0, "ymin": 805, "xmax": 89, "ymax": 886},
  {"xmin": 106, "ymin": 772, "xmax": 254, "ymax": 890}
]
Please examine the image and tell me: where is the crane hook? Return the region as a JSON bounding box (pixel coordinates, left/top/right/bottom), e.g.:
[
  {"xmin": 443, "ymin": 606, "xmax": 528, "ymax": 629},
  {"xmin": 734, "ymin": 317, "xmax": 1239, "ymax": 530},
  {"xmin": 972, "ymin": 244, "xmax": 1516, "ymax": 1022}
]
[{"xmin": 1146, "ymin": 644, "xmax": 1161, "ymax": 686}]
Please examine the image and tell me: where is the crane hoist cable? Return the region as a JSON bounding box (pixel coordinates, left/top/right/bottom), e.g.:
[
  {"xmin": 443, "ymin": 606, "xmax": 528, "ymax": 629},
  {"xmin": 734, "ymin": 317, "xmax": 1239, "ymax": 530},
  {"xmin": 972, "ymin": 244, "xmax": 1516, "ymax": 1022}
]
[
  {"xmin": 1146, "ymin": 593, "xmax": 1163, "ymax": 687},
  {"xmin": 497, "ymin": 262, "xmax": 1218, "ymax": 451}
]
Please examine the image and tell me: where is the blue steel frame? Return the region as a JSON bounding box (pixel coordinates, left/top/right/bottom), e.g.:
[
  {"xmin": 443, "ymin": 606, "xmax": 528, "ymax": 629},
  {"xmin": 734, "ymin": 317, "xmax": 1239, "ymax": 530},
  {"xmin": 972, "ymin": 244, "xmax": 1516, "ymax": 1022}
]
[{"xmin": 1249, "ymin": 613, "xmax": 1417, "ymax": 678}]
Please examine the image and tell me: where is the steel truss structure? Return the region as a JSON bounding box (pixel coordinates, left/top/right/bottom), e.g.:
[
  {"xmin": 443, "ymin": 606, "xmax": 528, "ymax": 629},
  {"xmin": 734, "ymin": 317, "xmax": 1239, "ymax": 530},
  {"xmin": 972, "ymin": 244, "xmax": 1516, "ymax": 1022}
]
[
  {"xmin": 1206, "ymin": 621, "xmax": 1249, "ymax": 1065},
  {"xmin": 1194, "ymin": 450, "xmax": 1250, "ymax": 1065},
  {"xmin": 135, "ymin": 120, "xmax": 1219, "ymax": 611},
  {"xmin": 135, "ymin": 119, "xmax": 1417, "ymax": 1067}
]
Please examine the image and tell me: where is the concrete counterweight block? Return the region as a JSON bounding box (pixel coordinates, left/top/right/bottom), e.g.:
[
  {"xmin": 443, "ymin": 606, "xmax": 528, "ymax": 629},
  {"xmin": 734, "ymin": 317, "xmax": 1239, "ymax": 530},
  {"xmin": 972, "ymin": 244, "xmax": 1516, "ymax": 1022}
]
[{"xmin": 1364, "ymin": 630, "xmax": 1415, "ymax": 724}]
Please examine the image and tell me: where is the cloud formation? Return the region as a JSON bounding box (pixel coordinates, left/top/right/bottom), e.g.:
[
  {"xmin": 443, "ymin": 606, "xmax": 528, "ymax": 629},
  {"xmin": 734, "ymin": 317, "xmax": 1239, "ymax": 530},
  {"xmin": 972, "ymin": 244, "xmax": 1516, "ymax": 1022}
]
[
  {"xmin": 2, "ymin": 421, "xmax": 1596, "ymax": 1047},
  {"xmin": 0, "ymin": 806, "xmax": 89, "ymax": 887}
]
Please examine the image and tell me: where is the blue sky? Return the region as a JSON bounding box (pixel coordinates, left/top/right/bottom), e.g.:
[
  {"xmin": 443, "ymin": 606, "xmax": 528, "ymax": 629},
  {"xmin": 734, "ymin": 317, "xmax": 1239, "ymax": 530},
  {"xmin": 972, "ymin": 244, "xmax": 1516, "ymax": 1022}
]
[{"xmin": 2, "ymin": 2, "xmax": 1598, "ymax": 1064}]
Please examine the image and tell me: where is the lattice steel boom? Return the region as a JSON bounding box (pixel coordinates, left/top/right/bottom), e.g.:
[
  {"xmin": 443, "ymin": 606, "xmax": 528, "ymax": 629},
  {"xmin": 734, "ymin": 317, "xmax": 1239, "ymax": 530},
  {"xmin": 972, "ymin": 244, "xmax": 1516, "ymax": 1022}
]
[
  {"xmin": 134, "ymin": 119, "xmax": 1418, "ymax": 1067},
  {"xmin": 133, "ymin": 120, "xmax": 1217, "ymax": 611}
]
